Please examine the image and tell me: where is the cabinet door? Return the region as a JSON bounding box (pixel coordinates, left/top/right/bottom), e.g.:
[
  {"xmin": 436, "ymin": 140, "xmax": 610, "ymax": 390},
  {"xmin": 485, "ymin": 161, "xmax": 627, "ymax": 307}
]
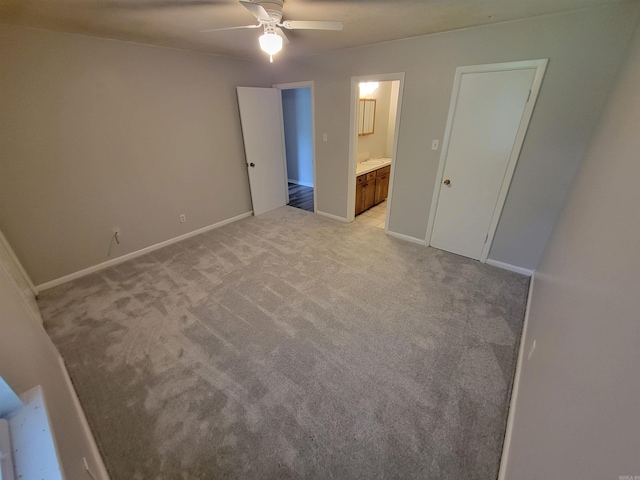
[
  {"xmin": 375, "ymin": 173, "xmax": 390, "ymax": 204},
  {"xmin": 364, "ymin": 181, "xmax": 376, "ymax": 211}
]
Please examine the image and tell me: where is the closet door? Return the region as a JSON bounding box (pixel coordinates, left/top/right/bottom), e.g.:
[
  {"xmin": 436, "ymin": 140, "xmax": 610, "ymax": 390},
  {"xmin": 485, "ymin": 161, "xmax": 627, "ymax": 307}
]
[{"xmin": 430, "ymin": 61, "xmax": 545, "ymax": 260}]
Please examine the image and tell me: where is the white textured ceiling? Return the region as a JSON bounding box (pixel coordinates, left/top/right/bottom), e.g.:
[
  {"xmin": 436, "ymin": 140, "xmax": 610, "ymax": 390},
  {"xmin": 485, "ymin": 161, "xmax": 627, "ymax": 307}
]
[{"xmin": 0, "ymin": 0, "xmax": 631, "ymax": 60}]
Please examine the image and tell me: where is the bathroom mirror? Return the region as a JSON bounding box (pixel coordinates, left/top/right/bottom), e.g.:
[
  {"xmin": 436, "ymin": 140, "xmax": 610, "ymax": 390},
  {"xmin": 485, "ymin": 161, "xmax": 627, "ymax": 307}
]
[{"xmin": 358, "ymin": 98, "xmax": 376, "ymax": 136}]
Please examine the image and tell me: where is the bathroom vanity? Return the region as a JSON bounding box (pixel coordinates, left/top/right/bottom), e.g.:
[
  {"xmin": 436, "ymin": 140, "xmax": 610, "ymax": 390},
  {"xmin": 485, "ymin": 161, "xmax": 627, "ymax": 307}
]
[{"xmin": 355, "ymin": 158, "xmax": 391, "ymax": 215}]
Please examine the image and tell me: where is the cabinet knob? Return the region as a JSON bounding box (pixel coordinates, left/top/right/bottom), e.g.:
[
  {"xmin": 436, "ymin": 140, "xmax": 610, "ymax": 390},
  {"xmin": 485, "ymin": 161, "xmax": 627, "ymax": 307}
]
[
  {"xmin": 249, "ymin": 162, "xmax": 255, "ymax": 168},
  {"xmin": 443, "ymin": 179, "xmax": 451, "ymax": 186}
]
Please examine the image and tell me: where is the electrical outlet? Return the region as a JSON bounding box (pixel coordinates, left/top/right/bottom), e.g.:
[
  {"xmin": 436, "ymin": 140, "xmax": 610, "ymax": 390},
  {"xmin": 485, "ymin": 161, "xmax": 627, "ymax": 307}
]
[
  {"xmin": 431, "ymin": 139, "xmax": 440, "ymax": 151},
  {"xmin": 322, "ymin": 133, "xmax": 328, "ymax": 142},
  {"xmin": 180, "ymin": 214, "xmax": 187, "ymax": 223}
]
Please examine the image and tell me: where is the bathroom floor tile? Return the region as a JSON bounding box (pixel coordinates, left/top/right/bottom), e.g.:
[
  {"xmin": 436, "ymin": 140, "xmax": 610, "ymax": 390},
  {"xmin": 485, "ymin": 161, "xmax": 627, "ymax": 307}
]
[{"xmin": 360, "ymin": 217, "xmax": 380, "ymax": 227}]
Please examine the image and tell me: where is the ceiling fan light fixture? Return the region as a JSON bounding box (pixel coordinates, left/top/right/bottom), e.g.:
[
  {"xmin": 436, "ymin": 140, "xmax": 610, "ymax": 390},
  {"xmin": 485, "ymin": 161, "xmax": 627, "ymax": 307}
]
[
  {"xmin": 259, "ymin": 30, "xmax": 283, "ymax": 62},
  {"xmin": 206, "ymin": 0, "xmax": 342, "ymax": 62}
]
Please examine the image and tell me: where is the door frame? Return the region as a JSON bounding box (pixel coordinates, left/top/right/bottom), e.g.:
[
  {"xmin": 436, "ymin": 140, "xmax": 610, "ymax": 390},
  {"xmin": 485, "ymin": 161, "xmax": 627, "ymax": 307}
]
[
  {"xmin": 0, "ymin": 229, "xmax": 40, "ymax": 321},
  {"xmin": 347, "ymin": 73, "xmax": 405, "ymax": 229},
  {"xmin": 425, "ymin": 59, "xmax": 548, "ymax": 262},
  {"xmin": 273, "ymin": 81, "xmax": 317, "ymax": 213}
]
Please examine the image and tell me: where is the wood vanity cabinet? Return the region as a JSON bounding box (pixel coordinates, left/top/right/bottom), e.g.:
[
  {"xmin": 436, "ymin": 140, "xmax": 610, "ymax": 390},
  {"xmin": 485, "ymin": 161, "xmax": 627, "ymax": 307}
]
[
  {"xmin": 355, "ymin": 172, "xmax": 376, "ymax": 215},
  {"xmin": 355, "ymin": 165, "xmax": 390, "ymax": 215},
  {"xmin": 374, "ymin": 167, "xmax": 390, "ymax": 204}
]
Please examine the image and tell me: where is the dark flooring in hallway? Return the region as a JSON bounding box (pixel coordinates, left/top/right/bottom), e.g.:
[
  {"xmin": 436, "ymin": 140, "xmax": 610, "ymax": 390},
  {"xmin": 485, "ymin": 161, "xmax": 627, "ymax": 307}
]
[{"xmin": 288, "ymin": 183, "xmax": 314, "ymax": 212}]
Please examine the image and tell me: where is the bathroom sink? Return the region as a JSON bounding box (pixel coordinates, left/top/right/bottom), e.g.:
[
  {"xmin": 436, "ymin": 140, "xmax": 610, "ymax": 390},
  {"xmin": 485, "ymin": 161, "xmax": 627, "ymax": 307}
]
[{"xmin": 361, "ymin": 159, "xmax": 385, "ymax": 166}]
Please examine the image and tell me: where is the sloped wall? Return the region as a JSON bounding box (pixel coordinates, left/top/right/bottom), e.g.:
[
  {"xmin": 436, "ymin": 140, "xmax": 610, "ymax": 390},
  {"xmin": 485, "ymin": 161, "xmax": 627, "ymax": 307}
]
[
  {"xmin": 503, "ymin": 20, "xmax": 640, "ymax": 479},
  {"xmin": 0, "ymin": 264, "xmax": 109, "ymax": 478}
]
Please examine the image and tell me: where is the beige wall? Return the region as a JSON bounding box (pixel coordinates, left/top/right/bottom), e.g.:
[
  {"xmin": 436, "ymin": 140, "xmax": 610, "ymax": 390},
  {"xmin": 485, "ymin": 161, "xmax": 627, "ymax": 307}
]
[
  {"xmin": 0, "ymin": 25, "xmax": 269, "ymax": 285},
  {"xmin": 503, "ymin": 20, "xmax": 640, "ymax": 478},
  {"xmin": 2, "ymin": 6, "xmax": 639, "ymax": 283},
  {"xmin": 273, "ymin": 4, "xmax": 640, "ymax": 269},
  {"xmin": 356, "ymin": 80, "xmax": 392, "ymax": 159},
  {"xmin": 0, "ymin": 264, "xmax": 109, "ymax": 479},
  {"xmin": 385, "ymin": 81, "xmax": 400, "ymax": 159}
]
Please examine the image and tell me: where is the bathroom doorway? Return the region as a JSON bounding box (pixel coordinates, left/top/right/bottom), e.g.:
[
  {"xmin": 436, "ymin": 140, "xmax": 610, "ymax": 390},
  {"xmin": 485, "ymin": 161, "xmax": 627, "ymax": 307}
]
[
  {"xmin": 347, "ymin": 74, "xmax": 404, "ymax": 231},
  {"xmin": 274, "ymin": 81, "xmax": 317, "ymax": 213}
]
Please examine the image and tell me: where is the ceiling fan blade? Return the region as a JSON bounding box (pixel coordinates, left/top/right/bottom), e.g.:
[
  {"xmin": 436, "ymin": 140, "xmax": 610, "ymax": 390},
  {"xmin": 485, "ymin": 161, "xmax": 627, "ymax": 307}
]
[
  {"xmin": 90, "ymin": 0, "xmax": 226, "ymax": 11},
  {"xmin": 239, "ymin": 0, "xmax": 271, "ymax": 22},
  {"xmin": 275, "ymin": 27, "xmax": 289, "ymax": 45},
  {"xmin": 281, "ymin": 20, "xmax": 343, "ymax": 31},
  {"xmin": 200, "ymin": 24, "xmax": 260, "ymax": 33}
]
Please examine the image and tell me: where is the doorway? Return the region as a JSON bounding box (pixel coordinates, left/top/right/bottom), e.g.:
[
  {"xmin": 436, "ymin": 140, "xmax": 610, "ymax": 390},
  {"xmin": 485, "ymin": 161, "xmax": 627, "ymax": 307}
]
[
  {"xmin": 353, "ymin": 80, "xmax": 400, "ymax": 230},
  {"xmin": 426, "ymin": 60, "xmax": 548, "ymax": 261},
  {"xmin": 274, "ymin": 82, "xmax": 317, "ymax": 213},
  {"xmin": 347, "ymin": 73, "xmax": 404, "ymax": 232}
]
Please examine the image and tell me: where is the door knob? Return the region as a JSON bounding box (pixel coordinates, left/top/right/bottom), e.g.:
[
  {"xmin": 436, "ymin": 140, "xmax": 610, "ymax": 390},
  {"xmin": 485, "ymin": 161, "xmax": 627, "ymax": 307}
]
[
  {"xmin": 249, "ymin": 162, "xmax": 255, "ymax": 167},
  {"xmin": 443, "ymin": 179, "xmax": 451, "ymax": 185}
]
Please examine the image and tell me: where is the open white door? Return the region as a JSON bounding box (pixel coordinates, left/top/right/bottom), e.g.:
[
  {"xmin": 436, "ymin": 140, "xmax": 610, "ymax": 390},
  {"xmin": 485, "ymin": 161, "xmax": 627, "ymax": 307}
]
[
  {"xmin": 237, "ymin": 87, "xmax": 287, "ymax": 216},
  {"xmin": 428, "ymin": 60, "xmax": 547, "ymax": 261}
]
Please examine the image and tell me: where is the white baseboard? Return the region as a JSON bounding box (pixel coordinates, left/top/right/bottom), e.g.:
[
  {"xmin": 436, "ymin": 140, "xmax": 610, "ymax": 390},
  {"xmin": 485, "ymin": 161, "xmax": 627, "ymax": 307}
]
[
  {"xmin": 316, "ymin": 211, "xmax": 348, "ymax": 223},
  {"xmin": 287, "ymin": 179, "xmax": 314, "ymax": 188},
  {"xmin": 386, "ymin": 230, "xmax": 427, "ymax": 246},
  {"xmin": 486, "ymin": 259, "xmax": 534, "ymax": 276},
  {"xmin": 497, "ymin": 273, "xmax": 535, "ymax": 480},
  {"xmin": 58, "ymin": 356, "xmax": 111, "ymax": 480},
  {"xmin": 36, "ymin": 211, "xmax": 253, "ymax": 291}
]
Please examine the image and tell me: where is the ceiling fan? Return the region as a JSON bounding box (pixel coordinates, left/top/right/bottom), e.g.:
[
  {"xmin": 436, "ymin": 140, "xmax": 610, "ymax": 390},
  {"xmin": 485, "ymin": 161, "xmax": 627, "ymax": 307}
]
[{"xmin": 200, "ymin": 0, "xmax": 343, "ymax": 62}]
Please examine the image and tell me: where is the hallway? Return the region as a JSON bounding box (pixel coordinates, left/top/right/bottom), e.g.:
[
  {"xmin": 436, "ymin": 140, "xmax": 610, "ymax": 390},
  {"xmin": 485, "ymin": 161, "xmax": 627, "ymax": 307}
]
[{"xmin": 287, "ymin": 183, "xmax": 314, "ymax": 212}]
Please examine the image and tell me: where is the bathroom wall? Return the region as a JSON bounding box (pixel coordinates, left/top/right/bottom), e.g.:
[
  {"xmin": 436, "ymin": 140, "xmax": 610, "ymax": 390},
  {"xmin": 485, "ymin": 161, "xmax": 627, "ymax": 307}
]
[
  {"xmin": 385, "ymin": 81, "xmax": 400, "ymax": 158},
  {"xmin": 357, "ymin": 81, "xmax": 393, "ymax": 160}
]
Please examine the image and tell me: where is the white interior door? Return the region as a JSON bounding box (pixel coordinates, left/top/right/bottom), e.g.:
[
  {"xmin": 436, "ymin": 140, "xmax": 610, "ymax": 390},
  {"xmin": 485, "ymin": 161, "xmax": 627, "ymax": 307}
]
[
  {"xmin": 430, "ymin": 67, "xmax": 538, "ymax": 260},
  {"xmin": 237, "ymin": 87, "xmax": 287, "ymax": 216}
]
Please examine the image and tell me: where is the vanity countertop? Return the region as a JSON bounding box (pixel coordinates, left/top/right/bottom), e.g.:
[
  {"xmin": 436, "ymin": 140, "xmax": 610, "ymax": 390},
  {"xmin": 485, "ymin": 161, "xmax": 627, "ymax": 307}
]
[{"xmin": 356, "ymin": 158, "xmax": 392, "ymax": 176}]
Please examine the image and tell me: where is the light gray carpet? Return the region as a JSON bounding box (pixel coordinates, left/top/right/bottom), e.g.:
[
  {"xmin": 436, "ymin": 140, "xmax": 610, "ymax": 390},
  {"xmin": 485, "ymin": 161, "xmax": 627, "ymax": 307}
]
[{"xmin": 39, "ymin": 206, "xmax": 529, "ymax": 480}]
